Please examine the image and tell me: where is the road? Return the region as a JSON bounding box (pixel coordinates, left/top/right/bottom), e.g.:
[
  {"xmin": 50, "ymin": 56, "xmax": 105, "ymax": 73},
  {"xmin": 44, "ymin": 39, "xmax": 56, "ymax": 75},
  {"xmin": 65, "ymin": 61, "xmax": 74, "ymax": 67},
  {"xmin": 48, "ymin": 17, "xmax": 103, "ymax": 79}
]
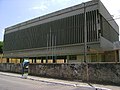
[
  {"xmin": 0, "ymin": 73, "xmax": 120, "ymax": 90},
  {"xmin": 0, "ymin": 74, "xmax": 89, "ymax": 90}
]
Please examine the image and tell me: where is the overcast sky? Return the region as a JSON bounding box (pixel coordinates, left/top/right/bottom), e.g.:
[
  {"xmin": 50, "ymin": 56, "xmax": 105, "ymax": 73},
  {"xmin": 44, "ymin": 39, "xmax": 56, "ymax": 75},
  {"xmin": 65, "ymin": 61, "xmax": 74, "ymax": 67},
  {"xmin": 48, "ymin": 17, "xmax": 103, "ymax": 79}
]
[{"xmin": 0, "ymin": 0, "xmax": 120, "ymax": 41}]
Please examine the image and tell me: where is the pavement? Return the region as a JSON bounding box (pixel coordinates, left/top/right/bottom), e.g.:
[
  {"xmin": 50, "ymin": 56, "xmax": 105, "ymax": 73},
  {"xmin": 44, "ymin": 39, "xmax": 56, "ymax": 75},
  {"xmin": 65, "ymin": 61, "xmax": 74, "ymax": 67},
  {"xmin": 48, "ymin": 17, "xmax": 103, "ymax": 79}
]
[{"xmin": 0, "ymin": 71, "xmax": 120, "ymax": 90}]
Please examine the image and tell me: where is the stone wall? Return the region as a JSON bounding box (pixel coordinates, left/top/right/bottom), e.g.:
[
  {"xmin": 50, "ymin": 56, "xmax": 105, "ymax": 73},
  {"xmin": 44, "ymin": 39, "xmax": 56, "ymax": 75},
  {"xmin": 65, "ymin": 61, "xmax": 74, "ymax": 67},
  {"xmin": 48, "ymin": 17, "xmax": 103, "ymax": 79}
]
[
  {"xmin": 29, "ymin": 63, "xmax": 87, "ymax": 80},
  {"xmin": 88, "ymin": 63, "xmax": 120, "ymax": 85},
  {"xmin": 0, "ymin": 63, "xmax": 22, "ymax": 73},
  {"xmin": 0, "ymin": 63, "xmax": 120, "ymax": 85}
]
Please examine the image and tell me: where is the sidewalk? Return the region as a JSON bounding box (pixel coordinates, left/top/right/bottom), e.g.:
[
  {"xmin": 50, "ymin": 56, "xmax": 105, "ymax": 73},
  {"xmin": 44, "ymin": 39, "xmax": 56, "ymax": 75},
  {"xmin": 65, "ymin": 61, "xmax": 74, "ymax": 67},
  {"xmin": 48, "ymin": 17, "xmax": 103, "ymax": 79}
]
[{"xmin": 0, "ymin": 71, "xmax": 119, "ymax": 90}]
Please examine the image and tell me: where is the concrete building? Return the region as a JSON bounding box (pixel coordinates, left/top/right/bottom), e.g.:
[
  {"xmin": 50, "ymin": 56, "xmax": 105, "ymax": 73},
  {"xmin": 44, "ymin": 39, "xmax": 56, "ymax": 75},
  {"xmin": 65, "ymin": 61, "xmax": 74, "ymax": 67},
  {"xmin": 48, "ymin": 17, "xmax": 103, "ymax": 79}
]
[{"xmin": 3, "ymin": 0, "xmax": 119, "ymax": 63}]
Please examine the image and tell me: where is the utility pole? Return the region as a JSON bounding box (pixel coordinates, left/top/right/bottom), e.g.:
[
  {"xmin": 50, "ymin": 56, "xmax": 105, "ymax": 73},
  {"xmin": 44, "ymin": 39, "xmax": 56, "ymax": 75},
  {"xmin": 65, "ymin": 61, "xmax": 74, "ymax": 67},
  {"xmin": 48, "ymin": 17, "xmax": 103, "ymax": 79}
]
[
  {"xmin": 52, "ymin": 35, "xmax": 54, "ymax": 62},
  {"xmin": 49, "ymin": 28, "xmax": 52, "ymax": 61},
  {"xmin": 83, "ymin": 3, "xmax": 89, "ymax": 82},
  {"xmin": 83, "ymin": 3, "xmax": 87, "ymax": 63},
  {"xmin": 54, "ymin": 35, "xmax": 57, "ymax": 62},
  {"xmin": 46, "ymin": 34, "xmax": 49, "ymax": 63}
]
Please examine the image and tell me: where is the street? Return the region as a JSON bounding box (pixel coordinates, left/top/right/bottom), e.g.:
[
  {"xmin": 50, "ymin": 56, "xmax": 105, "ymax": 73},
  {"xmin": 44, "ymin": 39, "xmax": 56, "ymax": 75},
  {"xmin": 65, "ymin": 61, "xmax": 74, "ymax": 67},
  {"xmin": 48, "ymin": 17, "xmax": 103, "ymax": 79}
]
[
  {"xmin": 0, "ymin": 74, "xmax": 90, "ymax": 90},
  {"xmin": 0, "ymin": 72, "xmax": 120, "ymax": 90}
]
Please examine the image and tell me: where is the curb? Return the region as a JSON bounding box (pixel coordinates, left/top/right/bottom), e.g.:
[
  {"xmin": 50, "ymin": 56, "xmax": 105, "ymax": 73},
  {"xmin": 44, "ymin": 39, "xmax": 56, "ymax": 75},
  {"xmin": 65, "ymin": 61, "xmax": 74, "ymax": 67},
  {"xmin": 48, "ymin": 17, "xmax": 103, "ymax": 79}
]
[{"xmin": 28, "ymin": 77, "xmax": 76, "ymax": 87}]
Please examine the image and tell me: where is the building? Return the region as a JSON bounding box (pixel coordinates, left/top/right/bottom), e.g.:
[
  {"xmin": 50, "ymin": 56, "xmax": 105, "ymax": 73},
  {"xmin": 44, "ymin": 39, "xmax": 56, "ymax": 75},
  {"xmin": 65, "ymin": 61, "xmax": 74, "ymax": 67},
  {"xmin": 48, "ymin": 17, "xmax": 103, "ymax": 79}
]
[{"xmin": 3, "ymin": 0, "xmax": 119, "ymax": 63}]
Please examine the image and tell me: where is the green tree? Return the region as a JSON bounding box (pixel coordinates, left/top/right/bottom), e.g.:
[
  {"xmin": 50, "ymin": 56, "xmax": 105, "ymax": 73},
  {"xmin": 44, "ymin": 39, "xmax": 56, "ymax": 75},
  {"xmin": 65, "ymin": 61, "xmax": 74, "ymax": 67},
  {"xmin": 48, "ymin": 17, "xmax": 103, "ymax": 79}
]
[{"xmin": 0, "ymin": 41, "xmax": 3, "ymax": 53}]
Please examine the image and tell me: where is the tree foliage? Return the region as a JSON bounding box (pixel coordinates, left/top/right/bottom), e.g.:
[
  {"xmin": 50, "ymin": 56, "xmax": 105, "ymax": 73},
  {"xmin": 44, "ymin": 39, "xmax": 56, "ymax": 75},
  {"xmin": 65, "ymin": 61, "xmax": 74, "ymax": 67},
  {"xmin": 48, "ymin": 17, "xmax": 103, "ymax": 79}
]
[{"xmin": 0, "ymin": 41, "xmax": 3, "ymax": 53}]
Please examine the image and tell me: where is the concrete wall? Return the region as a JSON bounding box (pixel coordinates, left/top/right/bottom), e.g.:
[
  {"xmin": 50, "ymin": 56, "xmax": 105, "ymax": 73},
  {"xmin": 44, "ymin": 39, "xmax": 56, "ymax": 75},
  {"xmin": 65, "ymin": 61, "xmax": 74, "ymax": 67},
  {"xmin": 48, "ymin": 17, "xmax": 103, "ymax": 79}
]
[
  {"xmin": 99, "ymin": 1, "xmax": 119, "ymax": 33},
  {"xmin": 0, "ymin": 63, "xmax": 120, "ymax": 85}
]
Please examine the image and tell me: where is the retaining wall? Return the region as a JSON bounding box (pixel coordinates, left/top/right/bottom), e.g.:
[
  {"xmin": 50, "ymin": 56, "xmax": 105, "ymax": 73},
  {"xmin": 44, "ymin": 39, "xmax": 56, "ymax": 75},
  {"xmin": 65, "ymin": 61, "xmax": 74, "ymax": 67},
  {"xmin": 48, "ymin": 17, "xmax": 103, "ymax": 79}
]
[
  {"xmin": 0, "ymin": 63, "xmax": 22, "ymax": 73},
  {"xmin": 0, "ymin": 63, "xmax": 120, "ymax": 85}
]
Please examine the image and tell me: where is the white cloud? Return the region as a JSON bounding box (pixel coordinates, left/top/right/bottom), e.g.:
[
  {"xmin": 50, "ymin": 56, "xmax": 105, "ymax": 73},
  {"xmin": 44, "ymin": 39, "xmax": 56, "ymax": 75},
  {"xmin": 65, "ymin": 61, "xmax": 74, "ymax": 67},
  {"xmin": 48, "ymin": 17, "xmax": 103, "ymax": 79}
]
[
  {"xmin": 51, "ymin": 0, "xmax": 70, "ymax": 3},
  {"xmin": 32, "ymin": 5, "xmax": 47, "ymax": 11},
  {"xmin": 29, "ymin": 3, "xmax": 47, "ymax": 11}
]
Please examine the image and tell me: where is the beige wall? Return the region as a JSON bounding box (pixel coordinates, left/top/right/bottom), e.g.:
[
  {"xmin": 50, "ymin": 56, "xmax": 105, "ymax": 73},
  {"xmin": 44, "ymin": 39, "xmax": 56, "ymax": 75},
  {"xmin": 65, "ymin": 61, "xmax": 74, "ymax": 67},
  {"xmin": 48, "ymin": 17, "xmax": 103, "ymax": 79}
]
[
  {"xmin": 76, "ymin": 53, "xmax": 103, "ymax": 62},
  {"xmin": 0, "ymin": 54, "xmax": 7, "ymax": 63}
]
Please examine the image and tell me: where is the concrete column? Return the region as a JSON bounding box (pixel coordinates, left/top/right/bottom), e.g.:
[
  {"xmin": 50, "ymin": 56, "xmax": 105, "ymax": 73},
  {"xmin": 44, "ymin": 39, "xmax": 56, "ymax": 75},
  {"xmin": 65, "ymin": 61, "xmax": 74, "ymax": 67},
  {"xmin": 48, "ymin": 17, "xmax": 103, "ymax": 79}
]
[
  {"xmin": 119, "ymin": 50, "xmax": 120, "ymax": 62},
  {"xmin": 53, "ymin": 56, "xmax": 56, "ymax": 63},
  {"xmin": 67, "ymin": 56, "xmax": 69, "ymax": 63},
  {"xmin": 41, "ymin": 58, "xmax": 43, "ymax": 63},
  {"xmin": 64, "ymin": 59, "xmax": 67, "ymax": 63},
  {"xmin": 115, "ymin": 50, "xmax": 118, "ymax": 63},
  {"xmin": 7, "ymin": 58, "xmax": 9, "ymax": 63},
  {"xmin": 34, "ymin": 58, "xmax": 36, "ymax": 63}
]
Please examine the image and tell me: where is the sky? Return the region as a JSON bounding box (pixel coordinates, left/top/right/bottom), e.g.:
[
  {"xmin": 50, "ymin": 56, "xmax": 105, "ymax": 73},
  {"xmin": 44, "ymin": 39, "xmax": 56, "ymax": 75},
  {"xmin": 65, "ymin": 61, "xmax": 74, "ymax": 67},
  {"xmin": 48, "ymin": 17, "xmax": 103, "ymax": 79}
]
[{"xmin": 0, "ymin": 0, "xmax": 120, "ymax": 41}]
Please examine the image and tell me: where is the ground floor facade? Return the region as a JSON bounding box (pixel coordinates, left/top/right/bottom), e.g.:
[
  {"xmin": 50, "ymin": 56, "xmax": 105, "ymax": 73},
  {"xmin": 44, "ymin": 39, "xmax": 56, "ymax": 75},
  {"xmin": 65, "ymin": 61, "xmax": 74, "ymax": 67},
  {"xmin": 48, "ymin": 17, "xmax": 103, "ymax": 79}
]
[{"xmin": 1, "ymin": 50, "xmax": 119, "ymax": 64}]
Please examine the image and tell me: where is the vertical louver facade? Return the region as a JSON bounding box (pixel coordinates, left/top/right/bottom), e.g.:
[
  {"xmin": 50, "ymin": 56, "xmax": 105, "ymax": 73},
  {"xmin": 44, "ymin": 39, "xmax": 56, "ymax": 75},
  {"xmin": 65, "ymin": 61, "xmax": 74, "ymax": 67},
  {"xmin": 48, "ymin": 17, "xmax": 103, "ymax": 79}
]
[{"xmin": 4, "ymin": 10, "xmax": 100, "ymax": 51}]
